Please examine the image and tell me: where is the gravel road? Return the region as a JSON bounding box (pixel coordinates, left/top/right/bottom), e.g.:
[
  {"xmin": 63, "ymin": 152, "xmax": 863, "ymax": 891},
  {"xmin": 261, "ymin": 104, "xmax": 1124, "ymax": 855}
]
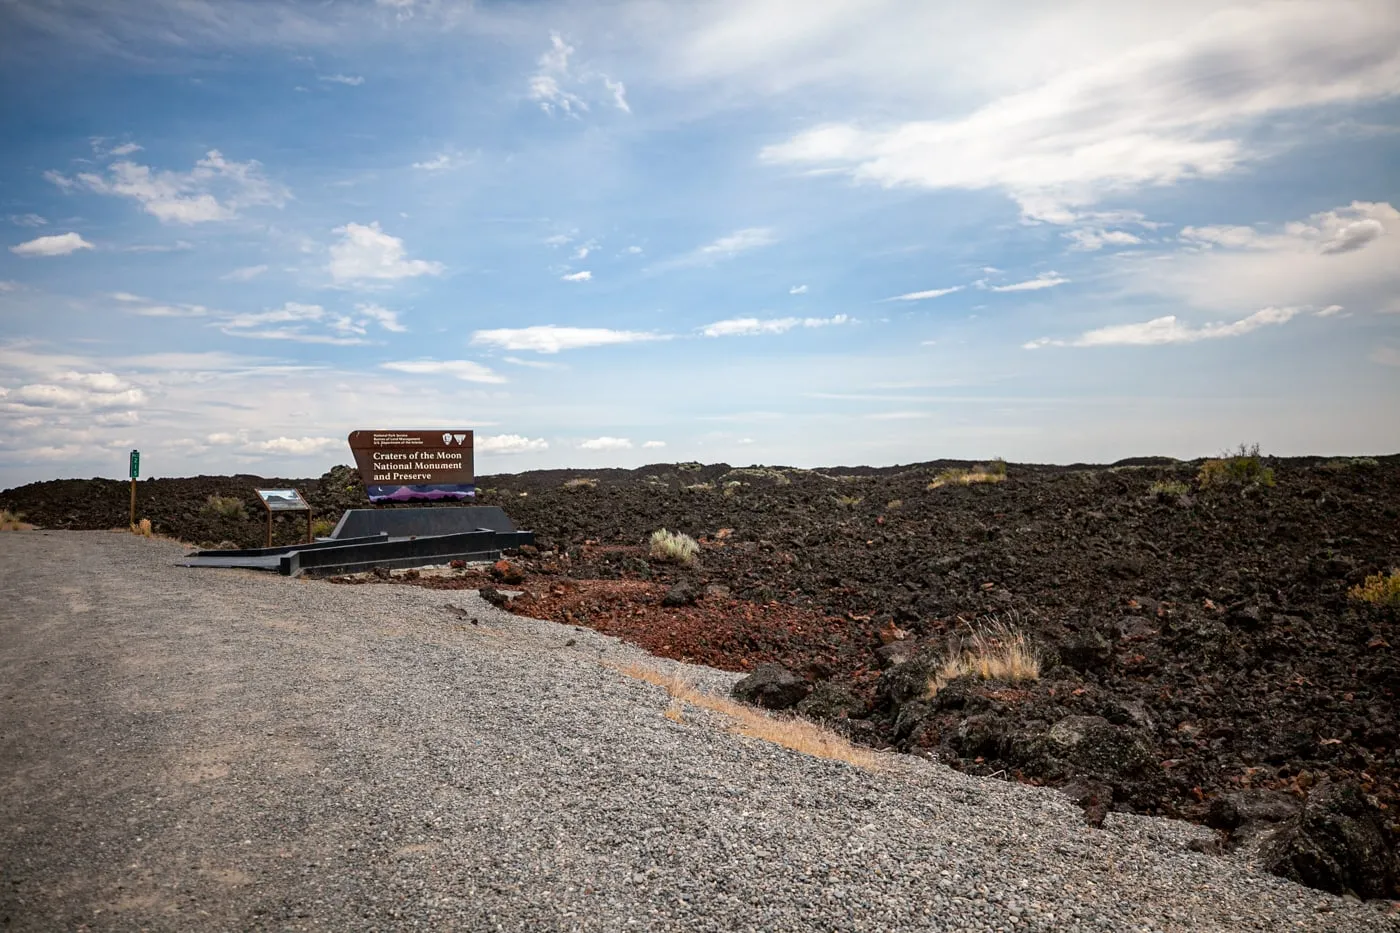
[{"xmin": 1, "ymin": 532, "xmax": 1395, "ymax": 932}]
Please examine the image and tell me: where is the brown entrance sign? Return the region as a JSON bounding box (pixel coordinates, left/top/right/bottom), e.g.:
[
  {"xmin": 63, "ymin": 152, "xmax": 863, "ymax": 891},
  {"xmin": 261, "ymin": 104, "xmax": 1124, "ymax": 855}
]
[{"xmin": 347, "ymin": 430, "xmax": 476, "ymax": 503}]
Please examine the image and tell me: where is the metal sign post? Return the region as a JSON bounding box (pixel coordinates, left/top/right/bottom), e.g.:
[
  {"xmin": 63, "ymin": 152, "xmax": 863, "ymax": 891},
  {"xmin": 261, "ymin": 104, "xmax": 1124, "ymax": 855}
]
[{"xmin": 128, "ymin": 449, "xmax": 140, "ymax": 527}]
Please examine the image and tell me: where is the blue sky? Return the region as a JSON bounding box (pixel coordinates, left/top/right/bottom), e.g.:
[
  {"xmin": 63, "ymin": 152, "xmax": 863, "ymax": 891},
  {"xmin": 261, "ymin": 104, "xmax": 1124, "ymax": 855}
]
[{"xmin": 2, "ymin": 0, "xmax": 1398, "ymax": 487}]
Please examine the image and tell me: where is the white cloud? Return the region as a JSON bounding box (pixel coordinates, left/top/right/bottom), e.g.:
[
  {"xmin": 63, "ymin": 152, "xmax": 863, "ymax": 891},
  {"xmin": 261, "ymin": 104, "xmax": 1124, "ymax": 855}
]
[
  {"xmin": 357, "ymin": 303, "xmax": 406, "ymax": 332},
  {"xmin": 1372, "ymin": 347, "xmax": 1400, "ymax": 367},
  {"xmin": 319, "ymin": 74, "xmax": 364, "ymax": 86},
  {"xmin": 122, "ymin": 240, "xmax": 193, "ymax": 253},
  {"xmin": 251, "ymin": 436, "xmax": 338, "ymax": 454},
  {"xmin": 697, "ymin": 227, "xmax": 775, "ymax": 259},
  {"xmin": 1135, "ymin": 201, "xmax": 1400, "ymax": 313},
  {"xmin": 411, "ymin": 152, "xmax": 467, "ymax": 172},
  {"xmin": 217, "ymin": 301, "xmax": 376, "ymax": 345},
  {"xmin": 986, "ymin": 272, "xmax": 1068, "ymax": 292},
  {"xmin": 1065, "ymin": 229, "xmax": 1142, "ymax": 251},
  {"xmin": 328, "ymin": 222, "xmax": 443, "ymax": 282},
  {"xmin": 478, "ymin": 433, "xmax": 549, "ymax": 454},
  {"xmin": 789, "ymin": 284, "xmax": 808, "ymax": 295},
  {"xmin": 757, "ymin": 3, "xmax": 1400, "ymax": 222},
  {"xmin": 1025, "ymin": 306, "xmax": 1302, "ymax": 348},
  {"xmin": 471, "ymin": 325, "xmax": 666, "ymax": 354},
  {"xmin": 886, "ymin": 285, "xmax": 962, "ymax": 302},
  {"xmin": 11, "ymin": 232, "xmax": 93, "ymax": 257},
  {"xmin": 380, "ymin": 359, "xmax": 505, "ymax": 383},
  {"xmin": 561, "ymin": 270, "xmax": 593, "ymax": 282},
  {"xmin": 624, "ymin": 245, "xmax": 643, "ymax": 255},
  {"xmin": 528, "ymin": 32, "xmax": 630, "ymax": 117},
  {"xmin": 109, "ymin": 142, "xmax": 142, "ymax": 156},
  {"xmin": 1316, "ymin": 304, "xmax": 1346, "ymax": 318},
  {"xmin": 48, "ymin": 150, "xmax": 288, "ymax": 224},
  {"xmin": 700, "ymin": 314, "xmax": 850, "ymax": 337},
  {"xmin": 502, "ymin": 356, "xmax": 564, "ymax": 370},
  {"xmin": 580, "ymin": 436, "xmax": 632, "ymax": 450},
  {"xmin": 220, "ymin": 264, "xmax": 268, "ymax": 282},
  {"xmin": 206, "ymin": 431, "xmax": 247, "ymax": 446},
  {"xmin": 10, "ymin": 214, "xmax": 47, "ymax": 227},
  {"xmin": 642, "ymin": 440, "xmax": 667, "ymax": 449},
  {"xmin": 6, "ymin": 374, "xmax": 147, "ymax": 411}
]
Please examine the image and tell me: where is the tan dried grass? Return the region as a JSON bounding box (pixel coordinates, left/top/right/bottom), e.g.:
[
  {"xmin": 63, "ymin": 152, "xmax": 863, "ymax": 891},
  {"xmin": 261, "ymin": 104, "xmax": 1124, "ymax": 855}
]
[
  {"xmin": 0, "ymin": 508, "xmax": 34, "ymax": 531},
  {"xmin": 131, "ymin": 518, "xmax": 153, "ymax": 538},
  {"xmin": 927, "ymin": 467, "xmax": 1007, "ymax": 490},
  {"xmin": 649, "ymin": 528, "xmax": 699, "ymax": 565},
  {"xmin": 927, "ymin": 619, "xmax": 1041, "ymax": 696},
  {"xmin": 607, "ymin": 661, "xmax": 883, "ymax": 770}
]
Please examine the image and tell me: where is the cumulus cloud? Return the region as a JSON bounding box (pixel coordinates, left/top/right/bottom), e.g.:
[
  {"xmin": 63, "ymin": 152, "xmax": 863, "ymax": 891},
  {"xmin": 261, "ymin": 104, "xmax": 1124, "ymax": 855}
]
[
  {"xmin": 477, "ymin": 433, "xmax": 549, "ymax": 454},
  {"xmin": 47, "ymin": 150, "xmax": 288, "ymax": 224},
  {"xmin": 4, "ymin": 371, "xmax": 147, "ymax": 411},
  {"xmin": 886, "ymin": 285, "xmax": 962, "ymax": 302},
  {"xmin": 471, "ymin": 325, "xmax": 666, "ymax": 354},
  {"xmin": 579, "ymin": 436, "xmax": 632, "ymax": 450},
  {"xmin": 380, "ymin": 359, "xmax": 505, "ymax": 383},
  {"xmin": 561, "ymin": 270, "xmax": 592, "ymax": 282},
  {"xmin": 1025, "ymin": 306, "xmax": 1303, "ymax": 348},
  {"xmin": 757, "ymin": 3, "xmax": 1400, "ymax": 222},
  {"xmin": 1065, "ymin": 229, "xmax": 1142, "ymax": 251},
  {"xmin": 328, "ymin": 222, "xmax": 443, "ymax": 282},
  {"xmin": 357, "ymin": 303, "xmax": 406, "ymax": 332},
  {"xmin": 11, "ymin": 232, "xmax": 94, "ymax": 257}
]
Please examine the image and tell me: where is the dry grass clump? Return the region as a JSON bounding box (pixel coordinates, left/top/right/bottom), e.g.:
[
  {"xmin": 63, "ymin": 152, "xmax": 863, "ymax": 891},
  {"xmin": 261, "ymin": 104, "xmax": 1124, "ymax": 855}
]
[
  {"xmin": 203, "ymin": 494, "xmax": 245, "ymax": 518},
  {"xmin": 608, "ymin": 661, "xmax": 882, "ymax": 769},
  {"xmin": 835, "ymin": 495, "xmax": 864, "ymax": 507},
  {"xmin": 926, "ymin": 619, "xmax": 1041, "ymax": 696},
  {"xmin": 563, "ymin": 477, "xmax": 598, "ymax": 489},
  {"xmin": 649, "ymin": 528, "xmax": 698, "ymax": 565},
  {"xmin": 1320, "ymin": 457, "xmax": 1379, "ymax": 472},
  {"xmin": 1197, "ymin": 443, "xmax": 1275, "ymax": 488},
  {"xmin": 928, "ymin": 459, "xmax": 1008, "ymax": 490},
  {"xmin": 311, "ymin": 518, "xmax": 336, "ymax": 538},
  {"xmin": 131, "ymin": 518, "xmax": 153, "ymax": 537},
  {"xmin": 0, "ymin": 508, "xmax": 33, "ymax": 531},
  {"xmin": 1350, "ymin": 569, "xmax": 1400, "ymax": 609}
]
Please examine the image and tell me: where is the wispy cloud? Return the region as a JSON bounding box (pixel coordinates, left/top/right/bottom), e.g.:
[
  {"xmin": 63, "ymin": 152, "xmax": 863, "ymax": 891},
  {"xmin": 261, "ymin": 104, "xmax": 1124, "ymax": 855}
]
[
  {"xmin": 561, "ymin": 270, "xmax": 592, "ymax": 282},
  {"xmin": 380, "ymin": 359, "xmax": 505, "ymax": 383},
  {"xmin": 9, "ymin": 214, "xmax": 47, "ymax": 227},
  {"xmin": 251, "ymin": 436, "xmax": 338, "ymax": 454},
  {"xmin": 885, "ymin": 285, "xmax": 962, "ymax": 302},
  {"xmin": 217, "ymin": 301, "xmax": 379, "ymax": 345},
  {"xmin": 478, "ymin": 433, "xmax": 549, "ymax": 453},
  {"xmin": 789, "ymin": 284, "xmax": 808, "ymax": 294},
  {"xmin": 47, "ymin": 149, "xmax": 288, "ymax": 224},
  {"xmin": 471, "ymin": 325, "xmax": 667, "ymax": 354},
  {"xmin": 528, "ymin": 32, "xmax": 630, "ymax": 117},
  {"xmin": 319, "ymin": 74, "xmax": 364, "ymax": 86},
  {"xmin": 700, "ymin": 314, "xmax": 851, "ymax": 337},
  {"xmin": 11, "ymin": 232, "xmax": 93, "ymax": 257},
  {"xmin": 220, "ymin": 264, "xmax": 268, "ymax": 282},
  {"xmin": 1025, "ymin": 306, "xmax": 1303, "ymax": 348},
  {"xmin": 411, "ymin": 151, "xmax": 467, "ymax": 172},
  {"xmin": 642, "ymin": 440, "xmax": 667, "ymax": 448},
  {"xmin": 985, "ymin": 272, "xmax": 1068, "ymax": 292}
]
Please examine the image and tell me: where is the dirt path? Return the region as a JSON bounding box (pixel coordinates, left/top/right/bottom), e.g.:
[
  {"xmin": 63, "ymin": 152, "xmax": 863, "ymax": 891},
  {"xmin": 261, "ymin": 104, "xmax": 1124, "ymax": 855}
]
[{"xmin": 2, "ymin": 532, "xmax": 1394, "ymax": 932}]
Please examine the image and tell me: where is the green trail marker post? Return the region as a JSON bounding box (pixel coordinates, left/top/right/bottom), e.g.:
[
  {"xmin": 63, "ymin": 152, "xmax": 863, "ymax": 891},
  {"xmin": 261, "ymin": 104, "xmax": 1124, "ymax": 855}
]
[{"xmin": 129, "ymin": 449, "xmax": 139, "ymax": 527}]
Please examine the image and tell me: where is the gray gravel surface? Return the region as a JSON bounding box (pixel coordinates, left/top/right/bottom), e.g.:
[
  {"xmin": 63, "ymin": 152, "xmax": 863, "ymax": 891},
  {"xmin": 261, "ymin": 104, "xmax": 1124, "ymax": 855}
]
[{"xmin": 2, "ymin": 531, "xmax": 1396, "ymax": 932}]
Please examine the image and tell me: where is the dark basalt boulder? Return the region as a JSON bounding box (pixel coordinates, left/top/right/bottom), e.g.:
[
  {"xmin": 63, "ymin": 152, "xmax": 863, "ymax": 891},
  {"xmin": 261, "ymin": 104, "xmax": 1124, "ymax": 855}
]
[
  {"xmin": 795, "ymin": 682, "xmax": 866, "ymax": 723},
  {"xmin": 732, "ymin": 663, "xmax": 810, "ymax": 710},
  {"xmin": 1259, "ymin": 780, "xmax": 1397, "ymax": 900}
]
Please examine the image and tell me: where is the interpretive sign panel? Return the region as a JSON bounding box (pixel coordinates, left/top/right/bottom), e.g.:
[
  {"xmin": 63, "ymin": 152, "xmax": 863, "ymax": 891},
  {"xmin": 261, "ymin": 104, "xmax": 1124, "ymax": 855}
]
[
  {"xmin": 347, "ymin": 430, "xmax": 475, "ymax": 503},
  {"xmin": 255, "ymin": 489, "xmax": 310, "ymax": 512}
]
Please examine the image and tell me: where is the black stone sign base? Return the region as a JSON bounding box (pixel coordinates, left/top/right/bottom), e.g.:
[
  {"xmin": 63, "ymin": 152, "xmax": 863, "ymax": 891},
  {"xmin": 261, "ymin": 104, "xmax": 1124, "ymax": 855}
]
[{"xmin": 178, "ymin": 506, "xmax": 532, "ymax": 577}]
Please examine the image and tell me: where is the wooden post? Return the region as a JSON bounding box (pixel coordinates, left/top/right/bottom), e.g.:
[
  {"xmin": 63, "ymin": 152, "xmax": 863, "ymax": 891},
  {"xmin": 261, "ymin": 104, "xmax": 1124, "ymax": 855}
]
[
  {"xmin": 306, "ymin": 510, "xmax": 314, "ymax": 543},
  {"xmin": 129, "ymin": 479, "xmax": 136, "ymax": 528},
  {"xmin": 266, "ymin": 511, "xmax": 273, "ymax": 548}
]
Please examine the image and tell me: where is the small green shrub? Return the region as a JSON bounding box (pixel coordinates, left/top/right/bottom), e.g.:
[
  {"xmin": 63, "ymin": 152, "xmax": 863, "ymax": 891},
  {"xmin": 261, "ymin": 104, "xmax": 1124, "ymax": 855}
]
[
  {"xmin": 311, "ymin": 518, "xmax": 336, "ymax": 538},
  {"xmin": 986, "ymin": 457, "xmax": 1008, "ymax": 478},
  {"xmin": 1350, "ymin": 570, "xmax": 1400, "ymax": 608},
  {"xmin": 203, "ymin": 494, "xmax": 246, "ymax": 518},
  {"xmin": 1197, "ymin": 443, "xmax": 1274, "ymax": 488},
  {"xmin": 650, "ymin": 528, "xmax": 698, "ymax": 565},
  {"xmin": 1320, "ymin": 457, "xmax": 1379, "ymax": 472},
  {"xmin": 1148, "ymin": 480, "xmax": 1190, "ymax": 498}
]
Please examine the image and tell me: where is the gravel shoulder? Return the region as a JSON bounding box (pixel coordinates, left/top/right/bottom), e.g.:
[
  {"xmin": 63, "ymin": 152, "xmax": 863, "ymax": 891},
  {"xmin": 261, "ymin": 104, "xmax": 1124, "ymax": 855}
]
[{"xmin": 1, "ymin": 531, "xmax": 1394, "ymax": 932}]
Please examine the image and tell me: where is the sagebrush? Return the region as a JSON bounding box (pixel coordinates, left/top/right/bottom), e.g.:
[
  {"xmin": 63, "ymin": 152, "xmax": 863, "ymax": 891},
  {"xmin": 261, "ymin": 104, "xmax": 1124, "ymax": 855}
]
[
  {"xmin": 1350, "ymin": 570, "xmax": 1400, "ymax": 609},
  {"xmin": 1197, "ymin": 443, "xmax": 1274, "ymax": 488},
  {"xmin": 203, "ymin": 494, "xmax": 245, "ymax": 518}
]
